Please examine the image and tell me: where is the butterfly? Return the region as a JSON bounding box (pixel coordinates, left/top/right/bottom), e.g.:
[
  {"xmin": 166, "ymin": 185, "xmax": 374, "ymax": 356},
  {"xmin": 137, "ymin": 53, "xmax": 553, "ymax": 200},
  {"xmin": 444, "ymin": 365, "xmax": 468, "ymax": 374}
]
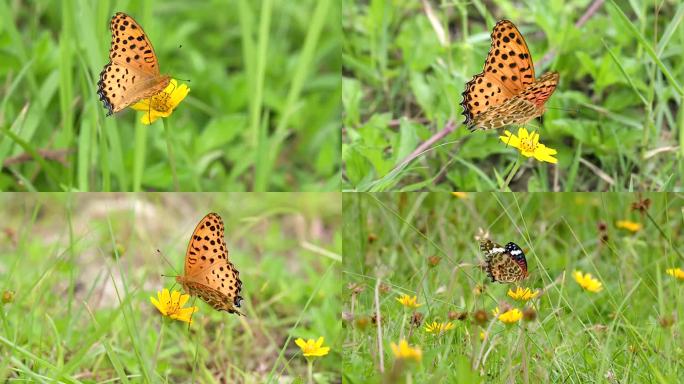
[
  {"xmin": 479, "ymin": 239, "xmax": 528, "ymax": 283},
  {"xmin": 461, "ymin": 20, "xmax": 559, "ymax": 131},
  {"xmin": 176, "ymin": 213, "xmax": 244, "ymax": 315},
  {"xmin": 97, "ymin": 12, "xmax": 171, "ymax": 116}
]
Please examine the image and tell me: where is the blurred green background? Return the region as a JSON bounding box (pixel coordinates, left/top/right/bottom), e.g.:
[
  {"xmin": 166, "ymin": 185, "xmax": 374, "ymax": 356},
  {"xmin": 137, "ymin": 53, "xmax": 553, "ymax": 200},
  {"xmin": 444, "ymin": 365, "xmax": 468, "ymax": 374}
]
[
  {"xmin": 342, "ymin": 192, "xmax": 683, "ymax": 382},
  {"xmin": 0, "ymin": 193, "xmax": 341, "ymax": 382},
  {"xmin": 0, "ymin": 0, "xmax": 341, "ymax": 192},
  {"xmin": 342, "ymin": 0, "xmax": 684, "ymax": 191}
]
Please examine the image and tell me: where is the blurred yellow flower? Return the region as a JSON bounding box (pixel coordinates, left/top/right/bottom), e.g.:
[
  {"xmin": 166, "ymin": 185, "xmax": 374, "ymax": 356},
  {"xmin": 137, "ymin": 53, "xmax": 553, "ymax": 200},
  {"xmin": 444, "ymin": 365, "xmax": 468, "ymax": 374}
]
[
  {"xmin": 424, "ymin": 321, "xmax": 455, "ymax": 335},
  {"xmin": 573, "ymin": 271, "xmax": 603, "ymax": 293},
  {"xmin": 2, "ymin": 290, "xmax": 15, "ymax": 304},
  {"xmin": 150, "ymin": 288, "xmax": 198, "ymax": 324},
  {"xmin": 492, "ymin": 307, "xmax": 523, "ymax": 324},
  {"xmin": 616, "ymin": 220, "xmax": 642, "ymax": 232},
  {"xmin": 396, "ymin": 294, "xmax": 423, "ymax": 309},
  {"xmin": 479, "ymin": 331, "xmax": 487, "ymax": 341},
  {"xmin": 507, "ymin": 287, "xmax": 539, "ymax": 301},
  {"xmin": 390, "ymin": 340, "xmax": 422, "ymax": 362},
  {"xmin": 499, "ymin": 127, "xmax": 557, "ymax": 164},
  {"xmin": 131, "ymin": 79, "xmax": 190, "ymax": 125},
  {"xmin": 451, "ymin": 192, "xmax": 468, "ymax": 199},
  {"xmin": 665, "ymin": 268, "xmax": 684, "ymax": 280},
  {"xmin": 295, "ymin": 337, "xmax": 330, "ymax": 357}
]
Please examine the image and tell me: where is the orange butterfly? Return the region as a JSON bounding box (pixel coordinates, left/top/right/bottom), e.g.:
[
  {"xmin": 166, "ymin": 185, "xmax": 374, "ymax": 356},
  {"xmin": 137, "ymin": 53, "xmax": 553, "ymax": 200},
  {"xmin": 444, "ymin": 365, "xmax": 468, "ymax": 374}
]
[
  {"xmin": 461, "ymin": 20, "xmax": 559, "ymax": 130},
  {"xmin": 97, "ymin": 12, "xmax": 171, "ymax": 116},
  {"xmin": 176, "ymin": 213, "xmax": 244, "ymax": 315}
]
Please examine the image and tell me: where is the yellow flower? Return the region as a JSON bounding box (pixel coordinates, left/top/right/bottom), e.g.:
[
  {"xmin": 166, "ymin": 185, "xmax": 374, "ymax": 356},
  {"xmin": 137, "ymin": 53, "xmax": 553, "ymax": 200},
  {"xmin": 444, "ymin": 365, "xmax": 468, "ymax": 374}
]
[
  {"xmin": 295, "ymin": 337, "xmax": 330, "ymax": 357},
  {"xmin": 131, "ymin": 79, "xmax": 190, "ymax": 125},
  {"xmin": 479, "ymin": 331, "xmax": 487, "ymax": 341},
  {"xmin": 666, "ymin": 268, "xmax": 684, "ymax": 280},
  {"xmin": 451, "ymin": 192, "xmax": 468, "ymax": 199},
  {"xmin": 507, "ymin": 287, "xmax": 539, "ymax": 302},
  {"xmin": 390, "ymin": 340, "xmax": 422, "ymax": 362},
  {"xmin": 492, "ymin": 307, "xmax": 523, "ymax": 324},
  {"xmin": 573, "ymin": 271, "xmax": 603, "ymax": 293},
  {"xmin": 150, "ymin": 288, "xmax": 198, "ymax": 324},
  {"xmin": 616, "ymin": 220, "xmax": 642, "ymax": 233},
  {"xmin": 424, "ymin": 321, "xmax": 455, "ymax": 335},
  {"xmin": 396, "ymin": 294, "xmax": 423, "ymax": 309},
  {"xmin": 499, "ymin": 127, "xmax": 558, "ymax": 164}
]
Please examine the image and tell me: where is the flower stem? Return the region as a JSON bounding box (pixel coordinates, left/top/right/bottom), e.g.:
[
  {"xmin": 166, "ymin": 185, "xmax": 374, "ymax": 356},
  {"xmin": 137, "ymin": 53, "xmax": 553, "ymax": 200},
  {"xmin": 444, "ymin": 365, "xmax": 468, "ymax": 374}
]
[
  {"xmin": 503, "ymin": 157, "xmax": 521, "ymax": 190},
  {"xmin": 133, "ymin": 123, "xmax": 147, "ymax": 192},
  {"xmin": 152, "ymin": 319, "xmax": 165, "ymax": 371},
  {"xmin": 307, "ymin": 358, "xmax": 313, "ymax": 384},
  {"xmin": 162, "ymin": 118, "xmax": 179, "ymax": 191}
]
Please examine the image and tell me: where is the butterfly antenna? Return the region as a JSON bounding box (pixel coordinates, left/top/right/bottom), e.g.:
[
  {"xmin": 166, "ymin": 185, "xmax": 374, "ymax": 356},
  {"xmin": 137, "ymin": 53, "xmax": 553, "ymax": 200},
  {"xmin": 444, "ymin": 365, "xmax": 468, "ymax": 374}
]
[{"xmin": 157, "ymin": 249, "xmax": 179, "ymax": 276}]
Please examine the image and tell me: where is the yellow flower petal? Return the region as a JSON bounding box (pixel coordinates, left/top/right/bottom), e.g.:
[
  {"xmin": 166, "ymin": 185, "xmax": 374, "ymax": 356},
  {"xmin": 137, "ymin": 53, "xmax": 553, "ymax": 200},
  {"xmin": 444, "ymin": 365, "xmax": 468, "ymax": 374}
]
[
  {"xmin": 573, "ymin": 271, "xmax": 603, "ymax": 293},
  {"xmin": 499, "ymin": 127, "xmax": 558, "ymax": 164}
]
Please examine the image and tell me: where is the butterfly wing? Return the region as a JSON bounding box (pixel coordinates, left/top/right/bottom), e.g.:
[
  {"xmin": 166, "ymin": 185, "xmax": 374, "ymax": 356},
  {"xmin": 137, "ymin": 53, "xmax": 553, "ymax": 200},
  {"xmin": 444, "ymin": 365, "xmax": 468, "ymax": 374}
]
[
  {"xmin": 480, "ymin": 239, "xmax": 528, "ymax": 283},
  {"xmin": 461, "ymin": 20, "xmax": 555, "ymax": 130},
  {"xmin": 469, "ymin": 72, "xmax": 559, "ymax": 130},
  {"xmin": 177, "ymin": 213, "xmax": 244, "ymax": 315},
  {"xmin": 97, "ymin": 12, "xmax": 170, "ymax": 115}
]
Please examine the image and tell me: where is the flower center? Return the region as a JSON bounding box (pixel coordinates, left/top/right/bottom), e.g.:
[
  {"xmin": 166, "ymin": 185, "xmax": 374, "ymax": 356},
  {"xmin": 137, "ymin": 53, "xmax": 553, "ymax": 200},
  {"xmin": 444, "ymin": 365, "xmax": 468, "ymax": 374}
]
[
  {"xmin": 519, "ymin": 136, "xmax": 537, "ymax": 153},
  {"xmin": 150, "ymin": 92, "xmax": 172, "ymax": 112},
  {"xmin": 165, "ymin": 300, "xmax": 180, "ymax": 315}
]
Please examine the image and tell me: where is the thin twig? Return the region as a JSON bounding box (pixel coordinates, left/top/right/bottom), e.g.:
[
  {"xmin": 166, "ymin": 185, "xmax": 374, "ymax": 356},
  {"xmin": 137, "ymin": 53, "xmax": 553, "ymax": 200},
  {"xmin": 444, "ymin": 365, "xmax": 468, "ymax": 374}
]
[
  {"xmin": 392, "ymin": 119, "xmax": 457, "ymax": 172},
  {"xmin": 2, "ymin": 148, "xmax": 72, "ymax": 167},
  {"xmin": 538, "ymin": 0, "xmax": 605, "ymax": 67}
]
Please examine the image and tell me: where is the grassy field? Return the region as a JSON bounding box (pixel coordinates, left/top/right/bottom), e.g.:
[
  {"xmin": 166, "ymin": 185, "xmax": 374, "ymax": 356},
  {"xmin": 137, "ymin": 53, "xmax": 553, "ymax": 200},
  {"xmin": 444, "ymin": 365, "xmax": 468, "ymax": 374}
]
[
  {"xmin": 0, "ymin": 0, "xmax": 341, "ymax": 192},
  {"xmin": 0, "ymin": 193, "xmax": 341, "ymax": 382},
  {"xmin": 342, "ymin": 0, "xmax": 684, "ymax": 191},
  {"xmin": 342, "ymin": 192, "xmax": 684, "ymax": 383}
]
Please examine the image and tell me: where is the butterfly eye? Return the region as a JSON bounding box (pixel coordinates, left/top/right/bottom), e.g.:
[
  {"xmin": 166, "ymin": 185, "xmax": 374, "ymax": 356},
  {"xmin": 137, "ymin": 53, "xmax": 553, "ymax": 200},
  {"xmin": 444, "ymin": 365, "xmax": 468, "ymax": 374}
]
[{"xmin": 234, "ymin": 296, "xmax": 243, "ymax": 307}]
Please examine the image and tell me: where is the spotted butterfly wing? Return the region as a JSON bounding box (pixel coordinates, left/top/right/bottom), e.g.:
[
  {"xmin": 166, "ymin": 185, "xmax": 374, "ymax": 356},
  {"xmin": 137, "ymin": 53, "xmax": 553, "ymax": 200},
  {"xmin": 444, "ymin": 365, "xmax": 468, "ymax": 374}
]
[
  {"xmin": 97, "ymin": 12, "xmax": 171, "ymax": 116},
  {"xmin": 461, "ymin": 20, "xmax": 558, "ymax": 130},
  {"xmin": 480, "ymin": 239, "xmax": 528, "ymax": 283},
  {"xmin": 176, "ymin": 213, "xmax": 244, "ymax": 315}
]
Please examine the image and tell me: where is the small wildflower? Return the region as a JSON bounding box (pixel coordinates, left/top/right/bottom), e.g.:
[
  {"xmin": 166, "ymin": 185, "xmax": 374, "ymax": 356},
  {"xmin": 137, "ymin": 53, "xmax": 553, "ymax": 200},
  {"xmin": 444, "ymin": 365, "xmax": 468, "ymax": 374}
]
[
  {"xmin": 396, "ymin": 294, "xmax": 423, "ymax": 309},
  {"xmin": 493, "ymin": 307, "xmax": 523, "ymax": 324},
  {"xmin": 616, "ymin": 220, "xmax": 642, "ymax": 233},
  {"xmin": 367, "ymin": 233, "xmax": 378, "ymax": 243},
  {"xmin": 449, "ymin": 311, "xmax": 467, "ymax": 321},
  {"xmin": 427, "ymin": 255, "xmax": 441, "ymax": 267},
  {"xmin": 451, "ymin": 192, "xmax": 468, "ymax": 199},
  {"xmin": 424, "ymin": 321, "xmax": 455, "ymax": 335},
  {"xmin": 499, "ymin": 127, "xmax": 558, "ymax": 164},
  {"xmin": 355, "ymin": 315, "xmax": 370, "ymax": 330},
  {"xmin": 390, "ymin": 340, "xmax": 422, "ymax": 362},
  {"xmin": 150, "ymin": 288, "xmax": 198, "ymax": 324},
  {"xmin": 522, "ymin": 307, "xmax": 537, "ymax": 322},
  {"xmin": 507, "ymin": 287, "xmax": 539, "ymax": 302},
  {"xmin": 411, "ymin": 311, "xmax": 424, "ymax": 327},
  {"xmin": 479, "ymin": 331, "xmax": 487, "ymax": 341},
  {"xmin": 2, "ymin": 290, "xmax": 15, "ymax": 304},
  {"xmin": 666, "ymin": 268, "xmax": 684, "ymax": 280},
  {"xmin": 473, "ymin": 309, "xmax": 489, "ymax": 325},
  {"xmin": 472, "ymin": 283, "xmax": 486, "ymax": 296},
  {"xmin": 131, "ymin": 79, "xmax": 190, "ymax": 125},
  {"xmin": 295, "ymin": 337, "xmax": 330, "ymax": 358},
  {"xmin": 347, "ymin": 282, "xmax": 366, "ymax": 295},
  {"xmin": 573, "ymin": 271, "xmax": 603, "ymax": 293},
  {"xmin": 631, "ymin": 198, "xmax": 651, "ymax": 214},
  {"xmin": 658, "ymin": 315, "xmax": 674, "ymax": 328}
]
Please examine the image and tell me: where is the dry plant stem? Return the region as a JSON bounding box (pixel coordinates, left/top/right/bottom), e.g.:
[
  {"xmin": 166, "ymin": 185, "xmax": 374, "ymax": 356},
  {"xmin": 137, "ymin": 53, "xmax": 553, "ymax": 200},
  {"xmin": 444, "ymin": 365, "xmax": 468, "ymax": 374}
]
[
  {"xmin": 474, "ymin": 318, "xmax": 497, "ymax": 370},
  {"xmin": 2, "ymin": 149, "xmax": 72, "ymax": 167},
  {"xmin": 374, "ymin": 278, "xmax": 385, "ymax": 373},
  {"xmin": 538, "ymin": 0, "xmax": 605, "ymax": 67},
  {"xmin": 392, "ymin": 119, "xmax": 457, "ymax": 172}
]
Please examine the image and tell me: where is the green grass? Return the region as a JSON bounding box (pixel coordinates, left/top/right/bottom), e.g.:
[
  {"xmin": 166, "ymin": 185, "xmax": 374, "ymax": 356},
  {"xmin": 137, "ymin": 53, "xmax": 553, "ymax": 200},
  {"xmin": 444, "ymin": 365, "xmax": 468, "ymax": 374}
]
[
  {"xmin": 342, "ymin": 0, "xmax": 684, "ymax": 191},
  {"xmin": 0, "ymin": 193, "xmax": 341, "ymax": 382},
  {"xmin": 342, "ymin": 192, "xmax": 684, "ymax": 383},
  {"xmin": 0, "ymin": 0, "xmax": 341, "ymax": 191}
]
